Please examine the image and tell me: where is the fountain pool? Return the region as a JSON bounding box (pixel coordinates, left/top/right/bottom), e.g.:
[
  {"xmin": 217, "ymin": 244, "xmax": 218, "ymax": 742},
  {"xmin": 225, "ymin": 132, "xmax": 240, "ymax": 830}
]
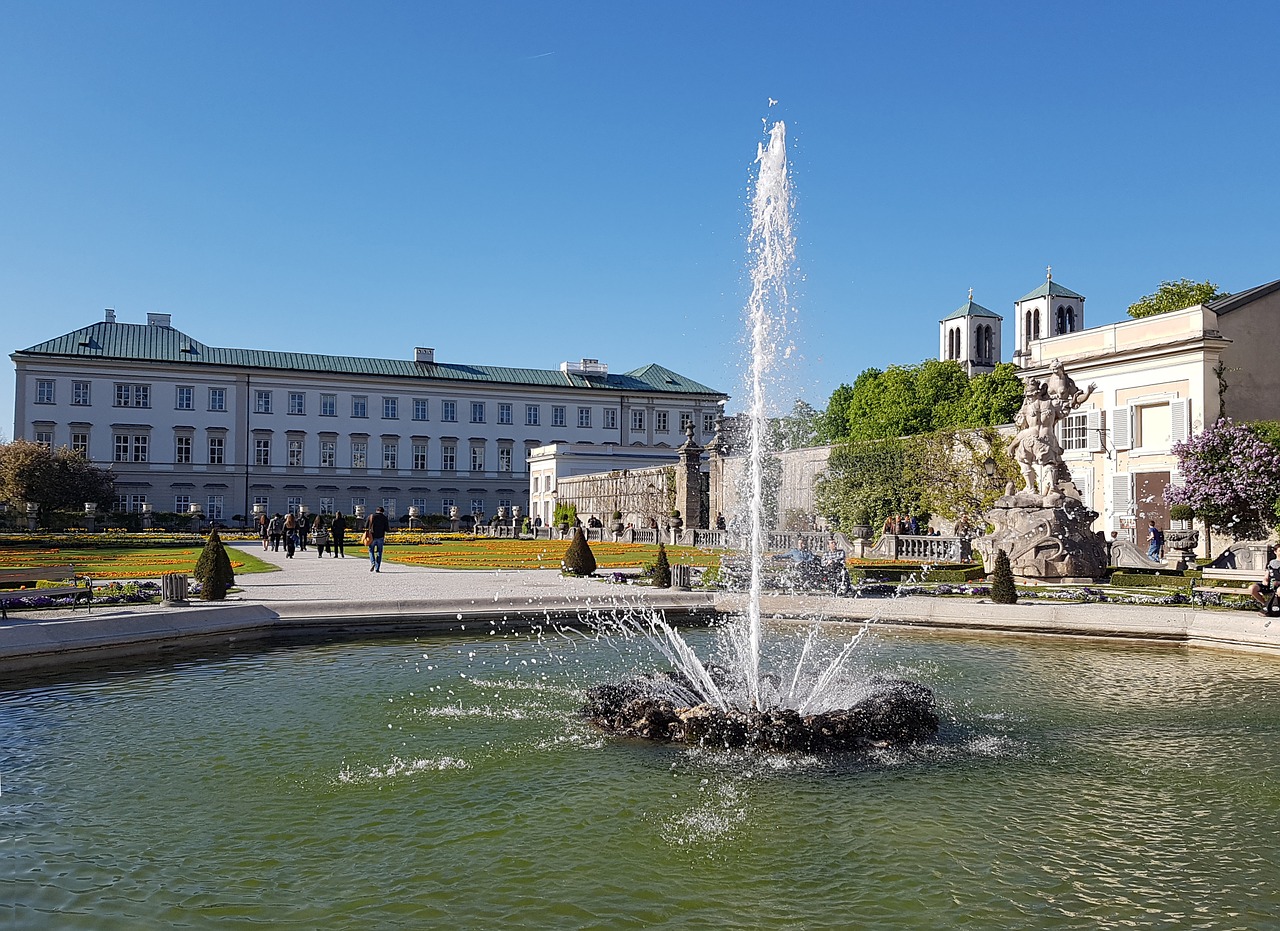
[{"xmin": 6, "ymin": 625, "xmax": 1280, "ymax": 929}]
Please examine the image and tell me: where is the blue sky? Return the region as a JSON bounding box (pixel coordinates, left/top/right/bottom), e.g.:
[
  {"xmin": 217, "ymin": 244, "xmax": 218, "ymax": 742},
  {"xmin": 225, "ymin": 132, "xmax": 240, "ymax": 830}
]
[{"xmin": 3, "ymin": 1, "xmax": 1278, "ymax": 435}]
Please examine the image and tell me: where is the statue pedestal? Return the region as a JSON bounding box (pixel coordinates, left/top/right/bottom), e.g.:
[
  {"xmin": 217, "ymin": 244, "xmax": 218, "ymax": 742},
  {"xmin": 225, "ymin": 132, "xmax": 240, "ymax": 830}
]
[{"xmin": 975, "ymin": 493, "xmax": 1107, "ymax": 582}]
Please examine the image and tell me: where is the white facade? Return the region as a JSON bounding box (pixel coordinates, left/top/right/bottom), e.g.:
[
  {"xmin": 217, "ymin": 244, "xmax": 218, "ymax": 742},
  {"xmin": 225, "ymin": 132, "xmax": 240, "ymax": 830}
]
[
  {"xmin": 938, "ymin": 292, "xmax": 1003, "ymax": 376},
  {"xmin": 12, "ymin": 312, "xmax": 727, "ymax": 521},
  {"xmin": 1013, "ymin": 271, "xmax": 1086, "ymax": 366},
  {"xmin": 527, "ymin": 442, "xmax": 685, "ymax": 526}
]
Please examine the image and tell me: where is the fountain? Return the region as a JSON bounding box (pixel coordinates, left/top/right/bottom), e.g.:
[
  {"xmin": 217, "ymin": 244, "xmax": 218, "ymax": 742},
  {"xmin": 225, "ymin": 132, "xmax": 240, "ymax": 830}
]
[{"xmin": 582, "ymin": 119, "xmax": 939, "ymax": 751}]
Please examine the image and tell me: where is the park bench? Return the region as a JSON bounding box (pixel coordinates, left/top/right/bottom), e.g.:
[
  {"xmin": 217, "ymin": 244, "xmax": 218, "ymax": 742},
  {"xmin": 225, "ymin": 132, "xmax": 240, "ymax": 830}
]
[{"xmin": 0, "ymin": 565, "xmax": 93, "ymax": 620}]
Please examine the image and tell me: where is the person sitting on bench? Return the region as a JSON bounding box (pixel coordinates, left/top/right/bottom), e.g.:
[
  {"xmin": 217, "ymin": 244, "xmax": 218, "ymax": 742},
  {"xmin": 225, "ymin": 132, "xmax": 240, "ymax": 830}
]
[{"xmin": 1248, "ymin": 549, "xmax": 1280, "ymax": 614}]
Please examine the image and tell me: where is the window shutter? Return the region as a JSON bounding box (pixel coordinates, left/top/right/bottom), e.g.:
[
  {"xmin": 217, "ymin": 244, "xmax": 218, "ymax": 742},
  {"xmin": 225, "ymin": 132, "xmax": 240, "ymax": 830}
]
[
  {"xmin": 1087, "ymin": 408, "xmax": 1104, "ymax": 452},
  {"xmin": 1169, "ymin": 398, "xmax": 1190, "ymax": 446},
  {"xmin": 1111, "ymin": 472, "xmax": 1133, "ymax": 513},
  {"xmin": 1110, "ymin": 406, "xmax": 1131, "ymax": 451}
]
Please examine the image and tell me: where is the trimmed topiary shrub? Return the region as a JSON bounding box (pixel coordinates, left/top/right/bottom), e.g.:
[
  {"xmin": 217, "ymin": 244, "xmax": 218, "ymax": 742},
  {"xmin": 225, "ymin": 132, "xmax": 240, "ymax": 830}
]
[
  {"xmin": 562, "ymin": 527, "xmax": 597, "ymax": 576},
  {"xmin": 652, "ymin": 542, "xmax": 672, "ymax": 588},
  {"xmin": 193, "ymin": 530, "xmax": 236, "ymax": 601},
  {"xmin": 990, "ymin": 548, "xmax": 1017, "ymax": 604}
]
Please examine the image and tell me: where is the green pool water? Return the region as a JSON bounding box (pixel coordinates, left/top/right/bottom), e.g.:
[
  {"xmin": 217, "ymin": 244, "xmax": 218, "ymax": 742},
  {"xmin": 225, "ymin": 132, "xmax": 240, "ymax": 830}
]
[{"xmin": 5, "ymin": 624, "xmax": 1279, "ymax": 930}]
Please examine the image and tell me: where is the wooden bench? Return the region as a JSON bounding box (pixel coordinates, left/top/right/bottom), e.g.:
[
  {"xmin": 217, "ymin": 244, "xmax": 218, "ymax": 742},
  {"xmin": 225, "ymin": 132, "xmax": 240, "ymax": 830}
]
[
  {"xmin": 0, "ymin": 565, "xmax": 93, "ymax": 620},
  {"xmin": 1201, "ymin": 567, "xmax": 1260, "ymax": 583}
]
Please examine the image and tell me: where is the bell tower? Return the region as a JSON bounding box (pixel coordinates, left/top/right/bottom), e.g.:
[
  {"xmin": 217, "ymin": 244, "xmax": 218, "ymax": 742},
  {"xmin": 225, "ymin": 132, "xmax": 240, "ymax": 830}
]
[
  {"xmin": 1013, "ymin": 266, "xmax": 1085, "ymax": 367},
  {"xmin": 939, "ymin": 288, "xmax": 1003, "ymax": 375}
]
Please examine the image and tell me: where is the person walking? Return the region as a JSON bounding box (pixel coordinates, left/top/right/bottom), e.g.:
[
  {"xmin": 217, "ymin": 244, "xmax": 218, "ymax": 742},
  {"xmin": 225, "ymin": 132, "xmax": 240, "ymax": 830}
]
[
  {"xmin": 298, "ymin": 512, "xmax": 310, "ymax": 552},
  {"xmin": 366, "ymin": 506, "xmax": 390, "ymax": 572},
  {"xmin": 331, "ymin": 511, "xmax": 347, "ymax": 558},
  {"xmin": 257, "ymin": 512, "xmax": 269, "ymax": 550},
  {"xmin": 268, "ymin": 513, "xmax": 283, "ymax": 552},
  {"xmin": 283, "ymin": 511, "xmax": 298, "ymax": 559},
  {"xmin": 312, "ymin": 516, "xmax": 331, "ymax": 557},
  {"xmin": 1147, "ymin": 519, "xmax": 1164, "ymax": 562}
]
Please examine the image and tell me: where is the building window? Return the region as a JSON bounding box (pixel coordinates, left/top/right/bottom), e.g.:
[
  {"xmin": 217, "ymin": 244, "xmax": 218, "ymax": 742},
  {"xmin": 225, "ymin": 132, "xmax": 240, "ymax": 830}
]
[
  {"xmin": 412, "ymin": 443, "xmax": 428, "ymax": 471},
  {"xmin": 289, "ymin": 392, "xmax": 305, "ymax": 415},
  {"xmin": 319, "ymin": 440, "xmax": 336, "ymax": 468},
  {"xmin": 441, "ymin": 443, "xmax": 456, "ymax": 471},
  {"xmin": 70, "ymin": 432, "xmax": 88, "ymax": 454},
  {"xmin": 499, "ymin": 447, "xmax": 512, "ymax": 472},
  {"xmin": 254, "ymin": 438, "xmax": 271, "ymax": 466},
  {"xmin": 578, "ymin": 407, "xmax": 592, "ymax": 428},
  {"xmin": 442, "ymin": 400, "xmax": 457, "ymax": 422},
  {"xmin": 176, "ymin": 435, "xmax": 193, "ymax": 464},
  {"xmin": 175, "ymin": 494, "xmax": 192, "ymax": 515},
  {"xmin": 253, "ymin": 495, "xmax": 270, "ymax": 514},
  {"xmin": 209, "ymin": 388, "xmax": 226, "ymax": 412},
  {"xmin": 116, "ymin": 493, "xmax": 148, "ymax": 513},
  {"xmin": 351, "ymin": 441, "xmax": 368, "ymax": 469},
  {"xmin": 383, "ymin": 397, "xmax": 398, "ymax": 420},
  {"xmin": 441, "ymin": 496, "xmax": 455, "ymax": 514},
  {"xmin": 703, "ymin": 413, "xmax": 717, "ymax": 435},
  {"xmin": 206, "ymin": 496, "xmax": 224, "ymax": 520},
  {"xmin": 114, "ymin": 434, "xmax": 128, "ymax": 460},
  {"xmin": 254, "ymin": 390, "xmax": 272, "ymax": 414},
  {"xmin": 655, "ymin": 410, "xmax": 669, "ymax": 433},
  {"xmin": 470, "ymin": 446, "xmax": 485, "ymax": 472},
  {"xmin": 320, "ymin": 394, "xmax": 336, "ymax": 417},
  {"xmin": 552, "ymin": 406, "xmax": 567, "ymax": 427},
  {"xmin": 34, "ymin": 430, "xmax": 53, "ymax": 447},
  {"xmin": 115, "ymin": 384, "xmax": 151, "ymax": 408},
  {"xmin": 471, "ymin": 401, "xmax": 485, "ymax": 423},
  {"xmin": 176, "ymin": 386, "xmax": 194, "ymax": 410},
  {"xmin": 208, "ymin": 436, "xmax": 225, "ymax": 464},
  {"xmin": 288, "ymin": 438, "xmax": 304, "ymax": 467},
  {"xmin": 413, "ymin": 398, "xmax": 428, "ymax": 421},
  {"xmin": 631, "ymin": 409, "xmax": 645, "ymax": 431},
  {"xmin": 498, "ymin": 497, "xmax": 512, "ymax": 511},
  {"xmin": 286, "ymin": 496, "xmax": 302, "ymax": 516},
  {"xmin": 36, "ymin": 380, "xmax": 55, "ymax": 404},
  {"xmin": 471, "ymin": 498, "xmax": 485, "ymax": 515},
  {"xmin": 526, "ymin": 405, "xmax": 540, "ymax": 426},
  {"xmin": 679, "ymin": 412, "xmax": 693, "ymax": 433},
  {"xmin": 352, "ymin": 396, "xmax": 368, "ymax": 418},
  {"xmin": 1060, "ymin": 412, "xmax": 1089, "ymax": 452},
  {"xmin": 603, "ymin": 409, "xmax": 617, "ymax": 430},
  {"xmin": 382, "ymin": 442, "xmax": 398, "ymax": 470},
  {"xmin": 381, "ymin": 497, "xmax": 397, "ymax": 518},
  {"xmin": 319, "ymin": 497, "xmax": 335, "ymax": 515},
  {"xmin": 72, "ymin": 381, "xmax": 91, "ymax": 406},
  {"xmin": 498, "ymin": 403, "xmax": 513, "ymax": 425},
  {"xmin": 411, "ymin": 496, "xmax": 427, "ymax": 513}
]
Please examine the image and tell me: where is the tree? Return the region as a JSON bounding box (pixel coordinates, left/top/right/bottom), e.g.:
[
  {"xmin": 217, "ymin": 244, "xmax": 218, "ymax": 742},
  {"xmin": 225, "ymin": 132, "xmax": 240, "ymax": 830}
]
[
  {"xmin": 816, "ymin": 383, "xmax": 855, "ymax": 444},
  {"xmin": 768, "ymin": 399, "xmax": 820, "ymax": 451},
  {"xmin": 990, "ymin": 549, "xmax": 1017, "ymax": 604},
  {"xmin": 562, "ymin": 527, "xmax": 597, "ymax": 576},
  {"xmin": 841, "ymin": 360, "xmax": 1017, "ymax": 444},
  {"xmin": 1164, "ymin": 418, "xmax": 1280, "ymax": 541},
  {"xmin": 814, "ymin": 437, "xmax": 918, "ymax": 532},
  {"xmin": 0, "ymin": 439, "xmax": 115, "ymax": 518},
  {"xmin": 651, "ymin": 543, "xmax": 672, "ymax": 588},
  {"xmin": 193, "ymin": 530, "xmax": 236, "ymax": 600},
  {"xmin": 957, "ymin": 364, "xmax": 1024, "ymax": 428},
  {"xmin": 1127, "ymin": 279, "xmax": 1228, "ymax": 319}
]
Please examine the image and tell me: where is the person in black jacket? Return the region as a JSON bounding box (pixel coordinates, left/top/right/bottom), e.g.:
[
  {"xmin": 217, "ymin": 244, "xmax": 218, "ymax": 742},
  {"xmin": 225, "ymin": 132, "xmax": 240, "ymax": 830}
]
[
  {"xmin": 331, "ymin": 512, "xmax": 347, "ymax": 558},
  {"xmin": 366, "ymin": 507, "xmax": 390, "ymax": 572}
]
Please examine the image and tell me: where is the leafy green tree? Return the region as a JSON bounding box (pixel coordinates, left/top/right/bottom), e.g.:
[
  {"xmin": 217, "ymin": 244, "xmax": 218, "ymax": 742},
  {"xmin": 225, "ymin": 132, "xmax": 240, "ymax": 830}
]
[
  {"xmin": 768, "ymin": 399, "xmax": 821, "ymax": 451},
  {"xmin": 1127, "ymin": 279, "xmax": 1228, "ymax": 319},
  {"xmin": 193, "ymin": 530, "xmax": 236, "ymax": 600},
  {"xmin": 0, "ymin": 439, "xmax": 115, "ymax": 518},
  {"xmin": 957, "ymin": 364, "xmax": 1024, "ymax": 427},
  {"xmin": 842, "ymin": 360, "xmax": 1006, "ymax": 443},
  {"xmin": 816, "ymin": 384, "xmax": 855, "ymax": 444},
  {"xmin": 814, "ymin": 437, "xmax": 918, "ymax": 532}
]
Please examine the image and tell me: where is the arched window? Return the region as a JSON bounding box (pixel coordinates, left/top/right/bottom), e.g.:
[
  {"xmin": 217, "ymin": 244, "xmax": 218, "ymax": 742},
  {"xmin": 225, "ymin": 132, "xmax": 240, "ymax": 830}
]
[
  {"xmin": 1033, "ymin": 310, "xmax": 1041, "ymax": 340},
  {"xmin": 1067, "ymin": 306, "xmax": 1076, "ymax": 331},
  {"xmin": 984, "ymin": 325, "xmax": 994, "ymax": 362},
  {"xmin": 1056, "ymin": 306, "xmax": 1066, "ymax": 334},
  {"xmin": 1025, "ymin": 310, "xmax": 1033, "ymax": 346}
]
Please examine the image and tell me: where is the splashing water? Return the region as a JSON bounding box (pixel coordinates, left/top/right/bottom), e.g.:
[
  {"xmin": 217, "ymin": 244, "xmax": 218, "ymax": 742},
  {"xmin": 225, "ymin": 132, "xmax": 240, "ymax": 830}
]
[{"xmin": 744, "ymin": 120, "xmax": 796, "ymax": 708}]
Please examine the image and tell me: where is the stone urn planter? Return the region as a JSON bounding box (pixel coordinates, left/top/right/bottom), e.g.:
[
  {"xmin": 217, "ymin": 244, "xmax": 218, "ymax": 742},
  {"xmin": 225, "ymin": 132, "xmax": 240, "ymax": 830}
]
[
  {"xmin": 849, "ymin": 524, "xmax": 872, "ymax": 540},
  {"xmin": 668, "ymin": 512, "xmax": 683, "ymax": 534},
  {"xmin": 1165, "ymin": 528, "xmax": 1200, "ymax": 571}
]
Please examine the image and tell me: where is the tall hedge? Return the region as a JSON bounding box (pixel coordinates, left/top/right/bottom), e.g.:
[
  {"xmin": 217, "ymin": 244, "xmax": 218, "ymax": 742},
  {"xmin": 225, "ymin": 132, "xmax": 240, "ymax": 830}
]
[
  {"xmin": 193, "ymin": 530, "xmax": 236, "ymax": 601},
  {"xmin": 562, "ymin": 527, "xmax": 597, "ymax": 576},
  {"xmin": 990, "ymin": 548, "xmax": 1017, "ymax": 604}
]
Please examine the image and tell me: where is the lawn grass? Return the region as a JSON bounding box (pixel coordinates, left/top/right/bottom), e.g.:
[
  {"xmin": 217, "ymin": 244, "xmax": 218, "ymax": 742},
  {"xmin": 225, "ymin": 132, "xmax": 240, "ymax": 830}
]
[
  {"xmin": 0, "ymin": 545, "xmax": 278, "ymax": 580},
  {"xmin": 381, "ymin": 538, "xmax": 727, "ymax": 571}
]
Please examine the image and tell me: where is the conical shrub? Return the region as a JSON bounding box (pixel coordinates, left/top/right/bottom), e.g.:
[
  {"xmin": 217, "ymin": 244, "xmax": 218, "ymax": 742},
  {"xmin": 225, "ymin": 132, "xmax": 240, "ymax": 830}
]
[
  {"xmin": 652, "ymin": 542, "xmax": 672, "ymax": 589},
  {"xmin": 562, "ymin": 527, "xmax": 597, "ymax": 576},
  {"xmin": 990, "ymin": 548, "xmax": 1017, "ymax": 604},
  {"xmin": 193, "ymin": 530, "xmax": 236, "ymax": 601}
]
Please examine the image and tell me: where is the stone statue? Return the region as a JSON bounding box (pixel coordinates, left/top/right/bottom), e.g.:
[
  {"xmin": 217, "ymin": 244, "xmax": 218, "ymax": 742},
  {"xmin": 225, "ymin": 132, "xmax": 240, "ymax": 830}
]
[{"xmin": 975, "ymin": 359, "xmax": 1107, "ymax": 582}]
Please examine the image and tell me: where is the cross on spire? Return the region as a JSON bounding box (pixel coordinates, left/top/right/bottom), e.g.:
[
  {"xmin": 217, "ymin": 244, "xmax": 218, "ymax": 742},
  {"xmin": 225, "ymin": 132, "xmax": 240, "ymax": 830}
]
[
  {"xmin": 968, "ymin": 287, "xmax": 974, "ymax": 301},
  {"xmin": 1046, "ymin": 264, "xmax": 1053, "ymax": 281}
]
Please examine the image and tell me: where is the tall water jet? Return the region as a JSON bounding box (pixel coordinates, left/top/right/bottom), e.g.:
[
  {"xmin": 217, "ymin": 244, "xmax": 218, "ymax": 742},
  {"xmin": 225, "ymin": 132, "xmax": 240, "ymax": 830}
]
[{"xmin": 743, "ymin": 120, "xmax": 796, "ymax": 709}]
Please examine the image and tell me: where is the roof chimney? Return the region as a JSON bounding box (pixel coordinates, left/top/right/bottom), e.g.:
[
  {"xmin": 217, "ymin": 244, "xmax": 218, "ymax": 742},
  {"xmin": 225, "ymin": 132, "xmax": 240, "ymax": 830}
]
[
  {"xmin": 560, "ymin": 358, "xmax": 608, "ymax": 376},
  {"xmin": 147, "ymin": 313, "xmax": 172, "ymax": 328},
  {"xmin": 104, "ymin": 308, "xmax": 116, "ymax": 323},
  {"xmin": 415, "ymin": 347, "xmax": 435, "ymax": 364}
]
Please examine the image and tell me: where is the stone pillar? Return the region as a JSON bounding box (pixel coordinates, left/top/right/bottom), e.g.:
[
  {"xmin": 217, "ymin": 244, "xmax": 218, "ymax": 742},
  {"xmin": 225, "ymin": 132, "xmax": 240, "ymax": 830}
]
[
  {"xmin": 706, "ymin": 421, "xmax": 726, "ymax": 530},
  {"xmin": 674, "ymin": 424, "xmax": 707, "ymax": 531}
]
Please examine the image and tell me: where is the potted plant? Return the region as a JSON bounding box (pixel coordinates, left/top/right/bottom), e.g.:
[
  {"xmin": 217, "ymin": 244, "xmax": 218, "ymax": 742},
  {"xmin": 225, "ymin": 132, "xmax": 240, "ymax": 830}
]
[
  {"xmin": 849, "ymin": 506, "xmax": 872, "ymax": 540},
  {"xmin": 610, "ymin": 510, "xmax": 625, "ymax": 536},
  {"xmin": 668, "ymin": 509, "xmax": 683, "ymax": 533}
]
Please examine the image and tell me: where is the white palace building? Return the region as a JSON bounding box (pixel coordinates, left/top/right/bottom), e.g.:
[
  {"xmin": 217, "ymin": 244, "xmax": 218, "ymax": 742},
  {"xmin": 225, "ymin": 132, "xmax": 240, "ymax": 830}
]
[{"xmin": 10, "ymin": 310, "xmax": 728, "ymax": 522}]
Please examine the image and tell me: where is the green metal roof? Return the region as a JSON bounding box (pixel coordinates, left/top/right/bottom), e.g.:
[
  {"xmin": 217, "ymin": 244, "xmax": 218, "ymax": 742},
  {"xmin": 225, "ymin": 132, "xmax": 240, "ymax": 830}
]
[
  {"xmin": 1017, "ymin": 279, "xmax": 1086, "ymax": 302},
  {"xmin": 941, "ymin": 299, "xmax": 1002, "ymax": 322},
  {"xmin": 14, "ymin": 321, "xmax": 728, "ymax": 398}
]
